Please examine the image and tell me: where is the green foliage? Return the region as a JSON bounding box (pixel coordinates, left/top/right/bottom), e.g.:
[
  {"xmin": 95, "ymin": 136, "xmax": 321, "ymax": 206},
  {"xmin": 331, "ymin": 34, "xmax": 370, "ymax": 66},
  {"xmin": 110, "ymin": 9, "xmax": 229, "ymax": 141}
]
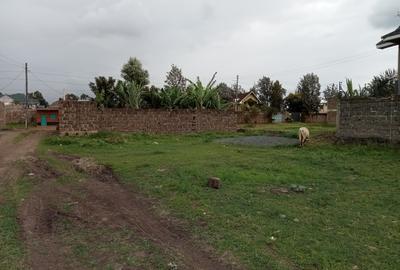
[
  {"xmin": 89, "ymin": 76, "xmax": 119, "ymax": 108},
  {"xmin": 216, "ymin": 82, "xmax": 236, "ymax": 103},
  {"xmin": 164, "ymin": 65, "xmax": 186, "ymax": 90},
  {"xmin": 115, "ymin": 81, "xmax": 144, "ymax": 109},
  {"xmin": 142, "ymin": 86, "xmax": 162, "ymax": 109},
  {"xmin": 79, "ymin": 94, "xmax": 92, "ymax": 101},
  {"xmin": 159, "ymin": 86, "xmax": 186, "ymax": 109},
  {"xmin": 121, "ymin": 57, "xmax": 149, "ymax": 86},
  {"xmin": 186, "ymin": 73, "xmax": 221, "ymax": 109},
  {"xmin": 366, "ymin": 69, "xmax": 397, "ymax": 97},
  {"xmin": 284, "ymin": 93, "xmax": 304, "ymax": 113},
  {"xmin": 296, "ymin": 73, "xmax": 321, "ymax": 114},
  {"xmin": 252, "ymin": 76, "xmax": 286, "ymax": 113},
  {"xmin": 323, "ymin": 83, "xmax": 339, "ymax": 100}
]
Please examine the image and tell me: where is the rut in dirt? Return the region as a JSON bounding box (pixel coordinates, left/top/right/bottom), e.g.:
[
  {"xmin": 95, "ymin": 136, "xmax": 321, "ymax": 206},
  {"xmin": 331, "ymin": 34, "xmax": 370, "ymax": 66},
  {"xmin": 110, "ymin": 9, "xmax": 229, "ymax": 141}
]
[{"xmin": 19, "ymin": 155, "xmax": 241, "ymax": 270}]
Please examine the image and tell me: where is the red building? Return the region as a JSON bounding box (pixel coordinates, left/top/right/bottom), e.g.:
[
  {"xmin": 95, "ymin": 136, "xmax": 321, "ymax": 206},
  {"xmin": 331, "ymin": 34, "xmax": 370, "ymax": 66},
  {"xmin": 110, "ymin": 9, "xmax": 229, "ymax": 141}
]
[{"xmin": 36, "ymin": 108, "xmax": 59, "ymax": 126}]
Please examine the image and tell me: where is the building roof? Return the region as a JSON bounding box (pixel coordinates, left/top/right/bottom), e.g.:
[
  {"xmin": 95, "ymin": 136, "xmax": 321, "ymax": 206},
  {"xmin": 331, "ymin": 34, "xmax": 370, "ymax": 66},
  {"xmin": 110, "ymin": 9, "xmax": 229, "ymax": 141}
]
[
  {"xmin": 0, "ymin": 95, "xmax": 14, "ymax": 102},
  {"xmin": 236, "ymin": 91, "xmax": 260, "ymax": 104},
  {"xmin": 377, "ymin": 26, "xmax": 400, "ymax": 49}
]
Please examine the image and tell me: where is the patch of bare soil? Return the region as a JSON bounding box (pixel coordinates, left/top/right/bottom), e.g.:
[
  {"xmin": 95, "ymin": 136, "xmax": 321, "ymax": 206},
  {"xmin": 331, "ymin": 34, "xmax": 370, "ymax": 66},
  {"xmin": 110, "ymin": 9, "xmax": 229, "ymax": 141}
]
[{"xmin": 19, "ymin": 155, "xmax": 241, "ymax": 270}]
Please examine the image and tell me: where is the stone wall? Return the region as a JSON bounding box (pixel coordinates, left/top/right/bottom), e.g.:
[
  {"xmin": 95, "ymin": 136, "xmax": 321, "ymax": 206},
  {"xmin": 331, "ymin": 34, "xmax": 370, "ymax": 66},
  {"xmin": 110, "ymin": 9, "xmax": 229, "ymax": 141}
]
[
  {"xmin": 237, "ymin": 112, "xmax": 271, "ymax": 125},
  {"xmin": 59, "ymin": 101, "xmax": 238, "ymax": 135},
  {"xmin": 304, "ymin": 113, "xmax": 327, "ymax": 123},
  {"xmin": 5, "ymin": 104, "xmax": 35, "ymax": 124},
  {"xmin": 337, "ymin": 97, "xmax": 400, "ymax": 143},
  {"xmin": 0, "ymin": 102, "xmax": 5, "ymax": 128}
]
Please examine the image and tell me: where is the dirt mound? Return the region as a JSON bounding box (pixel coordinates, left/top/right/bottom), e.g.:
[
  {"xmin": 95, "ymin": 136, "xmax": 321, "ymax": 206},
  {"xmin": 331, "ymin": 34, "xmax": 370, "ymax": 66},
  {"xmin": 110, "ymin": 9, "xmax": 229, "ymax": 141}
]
[{"xmin": 71, "ymin": 157, "xmax": 116, "ymax": 182}]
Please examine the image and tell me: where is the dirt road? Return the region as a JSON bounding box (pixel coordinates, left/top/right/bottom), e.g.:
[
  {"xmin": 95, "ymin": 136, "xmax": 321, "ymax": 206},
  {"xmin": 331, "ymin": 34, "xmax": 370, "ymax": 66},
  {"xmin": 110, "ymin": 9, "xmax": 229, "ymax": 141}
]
[
  {"xmin": 0, "ymin": 129, "xmax": 239, "ymax": 270},
  {"xmin": 0, "ymin": 129, "xmax": 45, "ymax": 184}
]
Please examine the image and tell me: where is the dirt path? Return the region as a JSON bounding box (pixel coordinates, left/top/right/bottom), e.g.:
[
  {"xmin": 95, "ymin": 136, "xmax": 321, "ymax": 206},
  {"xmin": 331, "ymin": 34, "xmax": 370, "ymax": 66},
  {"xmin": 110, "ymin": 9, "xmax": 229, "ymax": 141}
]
[
  {"xmin": 17, "ymin": 152, "xmax": 240, "ymax": 269},
  {"xmin": 0, "ymin": 129, "xmax": 45, "ymax": 186}
]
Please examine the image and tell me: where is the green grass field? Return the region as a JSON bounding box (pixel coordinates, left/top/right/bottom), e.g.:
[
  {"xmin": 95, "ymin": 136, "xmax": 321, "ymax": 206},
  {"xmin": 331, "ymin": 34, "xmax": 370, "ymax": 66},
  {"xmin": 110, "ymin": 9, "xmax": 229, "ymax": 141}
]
[{"xmin": 40, "ymin": 123, "xmax": 400, "ymax": 270}]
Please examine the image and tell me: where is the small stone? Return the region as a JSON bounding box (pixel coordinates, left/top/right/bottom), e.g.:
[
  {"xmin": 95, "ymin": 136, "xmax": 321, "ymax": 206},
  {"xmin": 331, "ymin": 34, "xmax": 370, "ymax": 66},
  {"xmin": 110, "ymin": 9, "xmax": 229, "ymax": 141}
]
[
  {"xmin": 270, "ymin": 236, "xmax": 277, "ymax": 241},
  {"xmin": 28, "ymin": 173, "xmax": 35, "ymax": 176},
  {"xmin": 167, "ymin": 262, "xmax": 178, "ymax": 270},
  {"xmin": 293, "ymin": 218, "xmax": 300, "ymax": 223},
  {"xmin": 279, "ymin": 214, "xmax": 286, "ymax": 219},
  {"xmin": 207, "ymin": 177, "xmax": 221, "ymax": 189}
]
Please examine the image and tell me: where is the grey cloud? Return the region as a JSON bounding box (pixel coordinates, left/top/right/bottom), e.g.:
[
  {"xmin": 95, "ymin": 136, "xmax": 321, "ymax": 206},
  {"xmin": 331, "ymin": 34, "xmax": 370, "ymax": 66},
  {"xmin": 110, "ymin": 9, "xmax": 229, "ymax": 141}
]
[
  {"xmin": 369, "ymin": 0, "xmax": 399, "ymax": 29},
  {"xmin": 0, "ymin": 0, "xmax": 397, "ymax": 102}
]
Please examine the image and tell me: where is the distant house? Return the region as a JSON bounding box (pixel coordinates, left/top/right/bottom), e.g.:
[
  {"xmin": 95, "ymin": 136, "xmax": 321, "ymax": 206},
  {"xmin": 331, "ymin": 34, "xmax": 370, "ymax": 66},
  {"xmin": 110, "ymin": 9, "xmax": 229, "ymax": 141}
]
[
  {"xmin": 10, "ymin": 93, "xmax": 39, "ymax": 107},
  {"xmin": 0, "ymin": 93, "xmax": 40, "ymax": 108},
  {"xmin": 0, "ymin": 95, "xmax": 14, "ymax": 106},
  {"xmin": 234, "ymin": 91, "xmax": 260, "ymax": 111}
]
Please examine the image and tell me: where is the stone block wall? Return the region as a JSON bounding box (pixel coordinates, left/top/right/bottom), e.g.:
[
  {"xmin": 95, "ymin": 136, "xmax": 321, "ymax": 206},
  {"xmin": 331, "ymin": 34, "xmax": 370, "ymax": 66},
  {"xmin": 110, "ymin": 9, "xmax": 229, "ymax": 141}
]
[
  {"xmin": 5, "ymin": 104, "xmax": 35, "ymax": 124},
  {"xmin": 304, "ymin": 113, "xmax": 328, "ymax": 123},
  {"xmin": 59, "ymin": 101, "xmax": 238, "ymax": 135},
  {"xmin": 237, "ymin": 112, "xmax": 271, "ymax": 125},
  {"xmin": 337, "ymin": 97, "xmax": 400, "ymax": 143},
  {"xmin": 0, "ymin": 102, "xmax": 5, "ymax": 128}
]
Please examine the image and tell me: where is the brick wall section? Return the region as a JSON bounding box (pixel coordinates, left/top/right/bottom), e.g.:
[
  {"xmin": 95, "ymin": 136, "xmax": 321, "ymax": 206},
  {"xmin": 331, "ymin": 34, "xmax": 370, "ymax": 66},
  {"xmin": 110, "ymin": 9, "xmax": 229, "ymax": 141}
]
[
  {"xmin": 59, "ymin": 101, "xmax": 238, "ymax": 135},
  {"xmin": 337, "ymin": 97, "xmax": 400, "ymax": 143},
  {"xmin": 0, "ymin": 102, "xmax": 5, "ymax": 128},
  {"xmin": 304, "ymin": 113, "xmax": 327, "ymax": 123},
  {"xmin": 237, "ymin": 112, "xmax": 271, "ymax": 125},
  {"xmin": 5, "ymin": 104, "xmax": 35, "ymax": 124}
]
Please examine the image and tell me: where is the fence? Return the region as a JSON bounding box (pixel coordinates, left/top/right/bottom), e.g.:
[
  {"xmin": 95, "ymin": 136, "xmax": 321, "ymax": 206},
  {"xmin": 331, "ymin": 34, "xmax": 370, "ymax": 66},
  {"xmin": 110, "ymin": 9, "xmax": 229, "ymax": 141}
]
[
  {"xmin": 337, "ymin": 97, "xmax": 400, "ymax": 143},
  {"xmin": 0, "ymin": 102, "xmax": 5, "ymax": 128},
  {"xmin": 59, "ymin": 101, "xmax": 239, "ymax": 135}
]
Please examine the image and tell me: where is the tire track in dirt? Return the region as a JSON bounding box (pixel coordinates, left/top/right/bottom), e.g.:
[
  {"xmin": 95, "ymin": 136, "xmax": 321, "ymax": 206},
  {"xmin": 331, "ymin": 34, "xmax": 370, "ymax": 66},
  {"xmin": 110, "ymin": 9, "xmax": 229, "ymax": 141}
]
[{"xmin": 19, "ymin": 155, "xmax": 242, "ymax": 270}]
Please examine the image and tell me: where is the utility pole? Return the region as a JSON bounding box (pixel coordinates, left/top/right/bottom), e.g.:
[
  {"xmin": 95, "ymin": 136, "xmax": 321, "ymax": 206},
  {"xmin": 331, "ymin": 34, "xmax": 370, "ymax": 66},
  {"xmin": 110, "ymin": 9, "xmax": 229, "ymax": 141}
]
[{"xmin": 24, "ymin": 63, "xmax": 28, "ymax": 129}]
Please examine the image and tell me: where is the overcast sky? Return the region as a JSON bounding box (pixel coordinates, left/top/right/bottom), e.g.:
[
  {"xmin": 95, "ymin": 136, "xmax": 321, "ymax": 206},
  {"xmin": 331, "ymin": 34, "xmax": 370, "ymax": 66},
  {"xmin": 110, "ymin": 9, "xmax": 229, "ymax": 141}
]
[{"xmin": 0, "ymin": 0, "xmax": 399, "ymax": 102}]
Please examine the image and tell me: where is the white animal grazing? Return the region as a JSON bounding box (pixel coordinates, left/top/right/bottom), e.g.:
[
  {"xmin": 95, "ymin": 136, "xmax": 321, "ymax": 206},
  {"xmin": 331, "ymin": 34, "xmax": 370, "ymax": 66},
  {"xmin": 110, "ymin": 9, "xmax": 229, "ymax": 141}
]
[{"xmin": 298, "ymin": 127, "xmax": 310, "ymax": 146}]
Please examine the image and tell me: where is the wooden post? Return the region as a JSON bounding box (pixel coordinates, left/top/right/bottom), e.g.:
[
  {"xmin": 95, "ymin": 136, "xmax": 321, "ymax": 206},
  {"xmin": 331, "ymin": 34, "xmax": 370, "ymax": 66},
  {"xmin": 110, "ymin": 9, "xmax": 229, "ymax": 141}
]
[{"xmin": 25, "ymin": 63, "xmax": 28, "ymax": 129}]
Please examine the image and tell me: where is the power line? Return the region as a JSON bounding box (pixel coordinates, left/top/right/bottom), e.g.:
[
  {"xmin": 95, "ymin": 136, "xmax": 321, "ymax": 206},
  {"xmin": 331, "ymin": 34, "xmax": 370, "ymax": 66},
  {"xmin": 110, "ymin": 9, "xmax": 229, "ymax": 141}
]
[
  {"xmin": 29, "ymin": 71, "xmax": 65, "ymax": 95},
  {"xmin": 270, "ymin": 50, "xmax": 376, "ymax": 77},
  {"xmin": 0, "ymin": 53, "xmax": 24, "ymax": 66},
  {"xmin": 0, "ymin": 70, "xmax": 24, "ymax": 92}
]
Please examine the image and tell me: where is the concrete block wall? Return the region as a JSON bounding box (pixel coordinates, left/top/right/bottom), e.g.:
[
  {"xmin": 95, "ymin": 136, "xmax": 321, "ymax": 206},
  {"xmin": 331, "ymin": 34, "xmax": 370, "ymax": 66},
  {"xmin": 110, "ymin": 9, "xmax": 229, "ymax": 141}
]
[
  {"xmin": 337, "ymin": 97, "xmax": 400, "ymax": 143},
  {"xmin": 0, "ymin": 102, "xmax": 5, "ymax": 128},
  {"xmin": 59, "ymin": 101, "xmax": 238, "ymax": 135}
]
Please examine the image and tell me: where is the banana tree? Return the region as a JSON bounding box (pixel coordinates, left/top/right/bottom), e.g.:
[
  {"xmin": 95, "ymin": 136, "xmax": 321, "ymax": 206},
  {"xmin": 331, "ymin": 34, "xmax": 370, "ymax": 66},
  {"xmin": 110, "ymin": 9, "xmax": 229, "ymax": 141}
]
[
  {"xmin": 186, "ymin": 72, "xmax": 221, "ymax": 109},
  {"xmin": 115, "ymin": 81, "xmax": 144, "ymax": 109}
]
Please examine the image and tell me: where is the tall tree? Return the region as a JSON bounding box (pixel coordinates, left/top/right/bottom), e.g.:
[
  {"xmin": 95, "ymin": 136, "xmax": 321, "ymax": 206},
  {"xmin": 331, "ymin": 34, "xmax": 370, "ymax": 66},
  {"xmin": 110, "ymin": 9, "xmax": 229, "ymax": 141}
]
[
  {"xmin": 252, "ymin": 76, "xmax": 273, "ymax": 106},
  {"xmin": 284, "ymin": 93, "xmax": 304, "ymax": 113},
  {"xmin": 216, "ymin": 82, "xmax": 236, "ymax": 102},
  {"xmin": 252, "ymin": 76, "xmax": 286, "ymax": 112},
  {"xmin": 323, "ymin": 83, "xmax": 339, "ymax": 100},
  {"xmin": 366, "ymin": 69, "xmax": 397, "ymax": 97},
  {"xmin": 296, "ymin": 73, "xmax": 321, "ymax": 114},
  {"xmin": 165, "ymin": 65, "xmax": 186, "ymax": 90},
  {"xmin": 121, "ymin": 57, "xmax": 149, "ymax": 86},
  {"xmin": 270, "ymin": 80, "xmax": 286, "ymax": 112},
  {"xmin": 89, "ymin": 76, "xmax": 119, "ymax": 108},
  {"xmin": 29, "ymin": 90, "xmax": 48, "ymax": 107}
]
